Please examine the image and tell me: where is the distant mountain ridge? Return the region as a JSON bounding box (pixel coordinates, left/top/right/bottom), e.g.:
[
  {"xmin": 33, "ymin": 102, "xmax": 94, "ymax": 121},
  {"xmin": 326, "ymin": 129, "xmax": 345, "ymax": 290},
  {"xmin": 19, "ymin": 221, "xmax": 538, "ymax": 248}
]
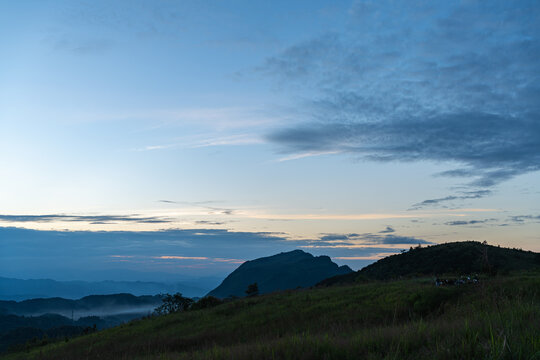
[
  {"xmin": 319, "ymin": 241, "xmax": 540, "ymax": 286},
  {"xmin": 208, "ymin": 250, "xmax": 353, "ymax": 298},
  {"xmin": 0, "ymin": 293, "xmax": 161, "ymax": 318},
  {"xmin": 0, "ymin": 277, "xmax": 209, "ymax": 301}
]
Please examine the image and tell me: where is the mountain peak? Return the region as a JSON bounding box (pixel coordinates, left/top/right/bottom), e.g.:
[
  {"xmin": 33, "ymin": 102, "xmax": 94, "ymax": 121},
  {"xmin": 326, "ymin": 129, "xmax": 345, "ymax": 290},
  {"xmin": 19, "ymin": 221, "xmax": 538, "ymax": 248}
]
[{"xmin": 208, "ymin": 250, "xmax": 353, "ymax": 298}]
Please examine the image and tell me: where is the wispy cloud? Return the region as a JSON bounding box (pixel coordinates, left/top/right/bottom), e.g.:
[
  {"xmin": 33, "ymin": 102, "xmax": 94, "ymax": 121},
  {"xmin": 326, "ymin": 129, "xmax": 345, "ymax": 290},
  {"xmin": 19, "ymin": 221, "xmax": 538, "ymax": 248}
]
[
  {"xmin": 246, "ymin": 213, "xmax": 421, "ymax": 221},
  {"xmin": 509, "ymin": 215, "xmax": 540, "ymax": 223},
  {"xmin": 379, "ymin": 226, "xmax": 395, "ymax": 234},
  {"xmin": 263, "ymin": 0, "xmax": 540, "ymax": 197},
  {"xmin": 0, "ymin": 227, "xmax": 291, "ymax": 279},
  {"xmin": 154, "ymin": 256, "xmax": 209, "ymax": 260},
  {"xmin": 244, "ymin": 211, "xmax": 481, "ymax": 221},
  {"xmin": 444, "ymin": 219, "xmax": 495, "ymax": 226},
  {"xmin": 158, "ymin": 200, "xmax": 236, "ymax": 216},
  {"xmin": 136, "ymin": 144, "xmax": 177, "ymax": 151},
  {"xmin": 190, "ymin": 134, "xmax": 264, "ymax": 148},
  {"xmin": 0, "ymin": 214, "xmax": 172, "ymax": 224},
  {"xmin": 195, "ymin": 220, "xmax": 227, "ymax": 226},
  {"xmin": 276, "ymin": 151, "xmax": 340, "ymax": 162},
  {"xmin": 136, "ymin": 133, "xmax": 264, "ymax": 152},
  {"xmin": 305, "ymin": 232, "xmax": 434, "ymax": 249},
  {"xmin": 410, "ymin": 190, "xmax": 492, "ymax": 210}
]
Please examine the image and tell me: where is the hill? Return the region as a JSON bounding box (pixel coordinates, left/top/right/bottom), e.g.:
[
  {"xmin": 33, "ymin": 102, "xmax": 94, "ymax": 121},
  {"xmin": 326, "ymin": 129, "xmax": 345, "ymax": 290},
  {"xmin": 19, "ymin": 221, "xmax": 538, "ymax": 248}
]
[
  {"xmin": 0, "ymin": 294, "xmax": 163, "ymax": 353},
  {"xmin": 0, "ymin": 293, "xmax": 161, "ymax": 318},
  {"xmin": 319, "ymin": 241, "xmax": 540, "ymax": 286},
  {"xmin": 207, "ymin": 250, "xmax": 353, "ymax": 298},
  {"xmin": 5, "ymin": 273, "xmax": 539, "ymax": 359}
]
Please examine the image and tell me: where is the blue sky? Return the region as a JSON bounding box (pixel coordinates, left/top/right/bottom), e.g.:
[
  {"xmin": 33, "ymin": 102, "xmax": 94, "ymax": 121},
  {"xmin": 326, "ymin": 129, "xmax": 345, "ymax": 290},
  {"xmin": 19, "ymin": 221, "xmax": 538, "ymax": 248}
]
[{"xmin": 1, "ymin": 0, "xmax": 539, "ymax": 281}]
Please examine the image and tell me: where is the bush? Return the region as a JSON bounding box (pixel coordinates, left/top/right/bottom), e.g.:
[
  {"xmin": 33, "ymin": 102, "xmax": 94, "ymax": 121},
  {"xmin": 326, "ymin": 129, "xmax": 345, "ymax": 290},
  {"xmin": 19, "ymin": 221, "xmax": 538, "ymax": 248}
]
[{"xmin": 154, "ymin": 293, "xmax": 194, "ymax": 315}]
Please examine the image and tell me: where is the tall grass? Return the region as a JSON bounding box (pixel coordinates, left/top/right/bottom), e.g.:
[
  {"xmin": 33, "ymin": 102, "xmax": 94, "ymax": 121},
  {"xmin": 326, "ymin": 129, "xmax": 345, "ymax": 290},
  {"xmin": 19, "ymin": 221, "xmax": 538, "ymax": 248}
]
[{"xmin": 4, "ymin": 273, "xmax": 539, "ymax": 360}]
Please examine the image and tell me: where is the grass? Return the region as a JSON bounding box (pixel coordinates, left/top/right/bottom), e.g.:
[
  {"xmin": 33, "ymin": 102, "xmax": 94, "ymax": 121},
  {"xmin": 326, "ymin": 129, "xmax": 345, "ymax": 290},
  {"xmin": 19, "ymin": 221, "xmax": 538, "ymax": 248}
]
[{"xmin": 3, "ymin": 272, "xmax": 539, "ymax": 360}]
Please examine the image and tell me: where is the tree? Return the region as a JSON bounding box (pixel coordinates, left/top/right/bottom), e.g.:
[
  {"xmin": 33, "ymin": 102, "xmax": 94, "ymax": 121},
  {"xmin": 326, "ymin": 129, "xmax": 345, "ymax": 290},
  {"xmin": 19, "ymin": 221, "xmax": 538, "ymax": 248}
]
[
  {"xmin": 245, "ymin": 282, "xmax": 259, "ymax": 297},
  {"xmin": 154, "ymin": 293, "xmax": 194, "ymax": 315}
]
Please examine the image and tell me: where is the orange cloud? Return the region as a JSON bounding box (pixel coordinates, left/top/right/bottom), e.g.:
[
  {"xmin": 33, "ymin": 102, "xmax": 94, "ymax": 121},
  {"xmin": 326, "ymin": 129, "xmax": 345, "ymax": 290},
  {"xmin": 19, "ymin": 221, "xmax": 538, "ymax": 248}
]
[
  {"xmin": 212, "ymin": 258, "xmax": 245, "ymax": 264},
  {"xmin": 154, "ymin": 256, "xmax": 209, "ymax": 260}
]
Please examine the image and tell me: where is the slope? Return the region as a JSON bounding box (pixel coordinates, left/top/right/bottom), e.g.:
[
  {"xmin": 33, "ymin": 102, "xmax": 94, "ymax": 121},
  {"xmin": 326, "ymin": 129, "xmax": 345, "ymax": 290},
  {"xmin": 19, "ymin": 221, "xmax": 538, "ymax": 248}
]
[
  {"xmin": 319, "ymin": 241, "xmax": 540, "ymax": 286},
  {"xmin": 5, "ymin": 273, "xmax": 539, "ymax": 359}
]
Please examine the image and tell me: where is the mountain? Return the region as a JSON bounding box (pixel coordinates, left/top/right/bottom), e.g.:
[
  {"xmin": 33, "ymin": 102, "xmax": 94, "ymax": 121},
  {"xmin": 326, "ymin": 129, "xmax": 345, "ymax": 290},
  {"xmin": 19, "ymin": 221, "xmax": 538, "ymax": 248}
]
[
  {"xmin": 0, "ymin": 293, "xmax": 162, "ymax": 318},
  {"xmin": 0, "ymin": 308, "xmax": 156, "ymax": 353},
  {"xmin": 207, "ymin": 250, "xmax": 353, "ymax": 298},
  {"xmin": 318, "ymin": 241, "xmax": 540, "ymax": 286},
  {"xmin": 0, "ymin": 277, "xmax": 212, "ymax": 301},
  {"xmin": 0, "ymin": 293, "xmax": 166, "ymax": 353}
]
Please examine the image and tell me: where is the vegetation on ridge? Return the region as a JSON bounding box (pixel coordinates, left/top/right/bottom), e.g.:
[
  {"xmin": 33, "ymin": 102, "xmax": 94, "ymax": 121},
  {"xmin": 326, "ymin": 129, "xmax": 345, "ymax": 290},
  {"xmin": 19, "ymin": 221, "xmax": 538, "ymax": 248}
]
[{"xmin": 319, "ymin": 241, "xmax": 540, "ymax": 286}]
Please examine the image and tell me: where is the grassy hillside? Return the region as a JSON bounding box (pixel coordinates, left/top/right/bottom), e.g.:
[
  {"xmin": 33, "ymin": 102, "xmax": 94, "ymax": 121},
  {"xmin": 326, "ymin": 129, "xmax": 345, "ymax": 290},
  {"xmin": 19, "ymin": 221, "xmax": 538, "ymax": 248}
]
[
  {"xmin": 320, "ymin": 241, "xmax": 540, "ymax": 286},
  {"xmin": 4, "ymin": 272, "xmax": 539, "ymax": 359}
]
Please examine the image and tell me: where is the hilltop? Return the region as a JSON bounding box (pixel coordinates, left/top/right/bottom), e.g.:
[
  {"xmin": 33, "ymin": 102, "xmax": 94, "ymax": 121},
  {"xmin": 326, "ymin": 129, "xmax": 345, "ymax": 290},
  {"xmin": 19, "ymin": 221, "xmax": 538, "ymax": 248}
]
[
  {"xmin": 319, "ymin": 241, "xmax": 540, "ymax": 286},
  {"xmin": 207, "ymin": 250, "xmax": 352, "ymax": 298}
]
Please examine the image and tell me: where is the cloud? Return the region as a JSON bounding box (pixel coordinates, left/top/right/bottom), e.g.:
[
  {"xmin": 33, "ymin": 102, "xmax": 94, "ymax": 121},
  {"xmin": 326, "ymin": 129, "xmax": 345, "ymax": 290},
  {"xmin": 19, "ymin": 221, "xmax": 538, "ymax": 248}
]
[
  {"xmin": 371, "ymin": 235, "xmax": 433, "ymax": 245},
  {"xmin": 276, "ymin": 151, "xmax": 340, "ymax": 162},
  {"xmin": 190, "ymin": 134, "xmax": 264, "ymax": 148},
  {"xmin": 309, "ymin": 232, "xmax": 433, "ymax": 247},
  {"xmin": 319, "ymin": 234, "xmax": 351, "ymax": 241},
  {"xmin": 0, "ymin": 227, "xmax": 293, "ymax": 279},
  {"xmin": 154, "ymin": 256, "xmax": 209, "ymax": 260},
  {"xmin": 157, "ymin": 200, "xmax": 236, "ymax": 216},
  {"xmin": 152, "ymin": 256, "xmax": 245, "ymax": 264},
  {"xmin": 263, "ymin": 0, "xmax": 540, "ymax": 192},
  {"xmin": 195, "ymin": 220, "xmax": 226, "ymax": 226},
  {"xmin": 0, "ymin": 214, "xmax": 171, "ymax": 224},
  {"xmin": 247, "ymin": 212, "xmax": 421, "ymax": 221},
  {"xmin": 509, "ymin": 215, "xmax": 540, "ymax": 223},
  {"xmin": 138, "ymin": 134, "xmax": 264, "ymax": 152},
  {"xmin": 410, "ymin": 190, "xmax": 492, "ymax": 210},
  {"xmin": 444, "ymin": 219, "xmax": 494, "ymax": 226},
  {"xmin": 0, "ymin": 226, "xmax": 435, "ymax": 278},
  {"xmin": 379, "ymin": 226, "xmax": 395, "ymax": 234}
]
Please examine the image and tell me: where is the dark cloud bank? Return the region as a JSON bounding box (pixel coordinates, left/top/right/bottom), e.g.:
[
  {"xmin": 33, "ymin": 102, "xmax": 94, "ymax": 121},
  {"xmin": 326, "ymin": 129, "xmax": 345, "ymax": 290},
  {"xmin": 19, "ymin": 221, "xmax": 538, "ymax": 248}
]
[
  {"xmin": 264, "ymin": 1, "xmax": 540, "ymax": 206},
  {"xmin": 0, "ymin": 225, "xmax": 430, "ymax": 279},
  {"xmin": 317, "ymin": 232, "xmax": 432, "ymax": 246}
]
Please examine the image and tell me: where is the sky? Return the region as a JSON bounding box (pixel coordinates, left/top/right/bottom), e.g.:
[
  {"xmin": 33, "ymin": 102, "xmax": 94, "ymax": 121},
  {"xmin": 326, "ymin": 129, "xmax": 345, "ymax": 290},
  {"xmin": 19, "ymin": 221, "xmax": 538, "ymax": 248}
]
[{"xmin": 1, "ymin": 0, "xmax": 539, "ymax": 282}]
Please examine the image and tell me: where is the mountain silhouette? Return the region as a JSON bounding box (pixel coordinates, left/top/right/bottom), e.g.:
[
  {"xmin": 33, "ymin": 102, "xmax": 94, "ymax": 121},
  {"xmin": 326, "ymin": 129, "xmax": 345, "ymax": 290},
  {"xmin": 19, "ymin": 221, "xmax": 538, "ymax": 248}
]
[
  {"xmin": 0, "ymin": 277, "xmax": 209, "ymax": 301},
  {"xmin": 208, "ymin": 250, "xmax": 352, "ymax": 298},
  {"xmin": 318, "ymin": 241, "xmax": 540, "ymax": 286},
  {"xmin": 0, "ymin": 293, "xmax": 161, "ymax": 318}
]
